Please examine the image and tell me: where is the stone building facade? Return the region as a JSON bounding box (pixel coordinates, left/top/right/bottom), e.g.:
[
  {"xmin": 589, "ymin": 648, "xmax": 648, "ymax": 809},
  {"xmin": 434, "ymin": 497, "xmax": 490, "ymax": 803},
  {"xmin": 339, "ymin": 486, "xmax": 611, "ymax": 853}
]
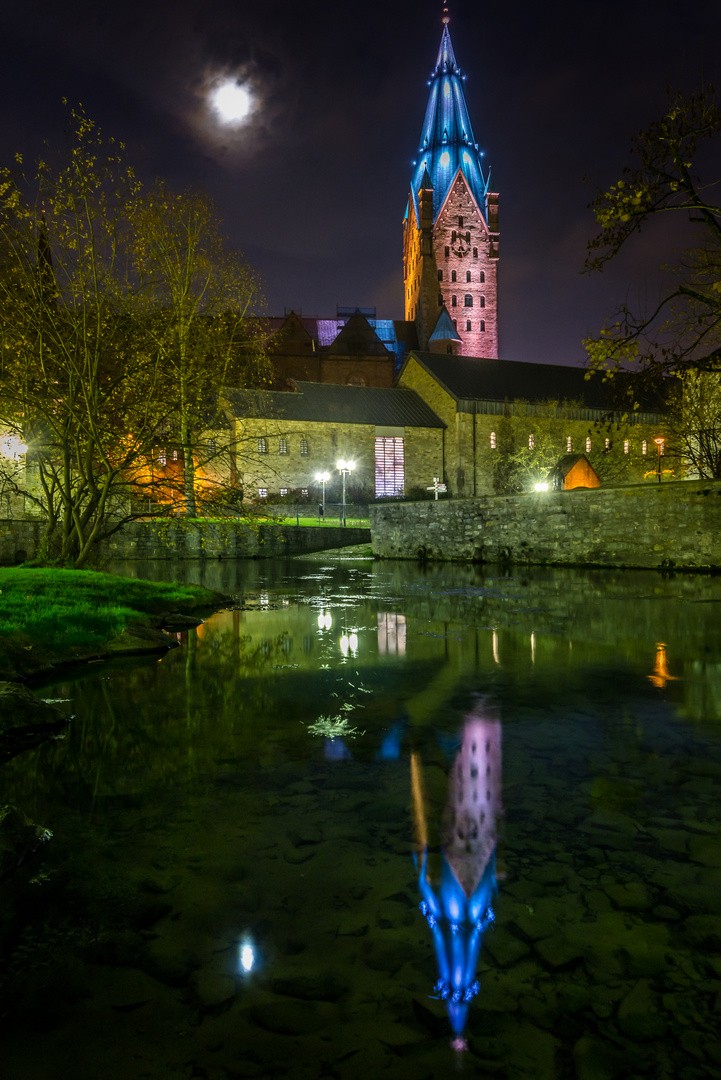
[
  {"xmin": 223, "ymin": 382, "xmax": 445, "ymax": 503},
  {"xmin": 398, "ymin": 352, "xmax": 664, "ymax": 497}
]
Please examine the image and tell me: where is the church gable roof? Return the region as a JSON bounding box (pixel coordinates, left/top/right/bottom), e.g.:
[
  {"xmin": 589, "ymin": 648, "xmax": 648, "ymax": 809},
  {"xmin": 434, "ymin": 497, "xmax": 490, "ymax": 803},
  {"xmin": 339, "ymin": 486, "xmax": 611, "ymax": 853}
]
[
  {"xmin": 404, "ymin": 351, "xmax": 663, "ymax": 415},
  {"xmin": 326, "ymin": 312, "xmax": 391, "ymax": 358},
  {"xmin": 225, "ymin": 382, "xmax": 445, "ymax": 429}
]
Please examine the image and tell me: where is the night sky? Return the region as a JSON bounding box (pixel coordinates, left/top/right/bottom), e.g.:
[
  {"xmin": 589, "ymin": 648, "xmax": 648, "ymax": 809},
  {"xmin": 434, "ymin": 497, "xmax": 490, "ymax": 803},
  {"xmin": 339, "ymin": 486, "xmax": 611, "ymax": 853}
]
[{"xmin": 1, "ymin": 0, "xmax": 719, "ymax": 366}]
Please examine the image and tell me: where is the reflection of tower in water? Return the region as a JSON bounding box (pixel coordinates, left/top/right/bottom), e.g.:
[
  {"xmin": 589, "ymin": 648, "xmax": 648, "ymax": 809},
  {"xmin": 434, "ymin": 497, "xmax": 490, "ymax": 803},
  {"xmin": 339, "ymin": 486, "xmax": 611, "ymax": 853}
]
[
  {"xmin": 443, "ymin": 718, "xmax": 502, "ymax": 898},
  {"xmin": 414, "ymin": 705, "xmax": 502, "ymax": 1050}
]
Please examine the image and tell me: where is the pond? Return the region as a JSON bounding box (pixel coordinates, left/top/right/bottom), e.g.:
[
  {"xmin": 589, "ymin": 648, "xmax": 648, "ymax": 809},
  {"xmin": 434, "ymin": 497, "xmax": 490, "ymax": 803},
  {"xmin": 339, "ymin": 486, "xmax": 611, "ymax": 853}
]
[{"xmin": 1, "ymin": 557, "xmax": 721, "ymax": 1080}]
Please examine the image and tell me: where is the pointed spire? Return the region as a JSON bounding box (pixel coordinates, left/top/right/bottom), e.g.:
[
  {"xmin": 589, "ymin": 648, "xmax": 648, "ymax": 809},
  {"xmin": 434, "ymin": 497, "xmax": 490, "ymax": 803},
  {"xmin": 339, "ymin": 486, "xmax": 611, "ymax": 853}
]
[
  {"xmin": 418, "ymin": 166, "xmax": 434, "ymax": 192},
  {"xmin": 410, "ymin": 15, "xmax": 489, "ymax": 222}
]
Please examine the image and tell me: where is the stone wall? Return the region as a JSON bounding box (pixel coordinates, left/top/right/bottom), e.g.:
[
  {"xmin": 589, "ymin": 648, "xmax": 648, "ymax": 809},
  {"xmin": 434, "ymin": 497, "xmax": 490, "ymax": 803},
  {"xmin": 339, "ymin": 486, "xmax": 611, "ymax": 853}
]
[
  {"xmin": 369, "ymin": 479, "xmax": 721, "ymax": 571},
  {"xmin": 0, "ymin": 520, "xmax": 370, "ymax": 565}
]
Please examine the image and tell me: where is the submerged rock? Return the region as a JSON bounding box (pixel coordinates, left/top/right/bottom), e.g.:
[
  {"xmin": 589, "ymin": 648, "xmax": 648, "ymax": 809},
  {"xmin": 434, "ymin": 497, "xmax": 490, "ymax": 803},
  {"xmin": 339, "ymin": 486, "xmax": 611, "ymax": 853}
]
[
  {"xmin": 0, "ymin": 682, "xmax": 71, "ymax": 763},
  {"xmin": 0, "ymin": 803, "xmax": 52, "ymax": 880}
]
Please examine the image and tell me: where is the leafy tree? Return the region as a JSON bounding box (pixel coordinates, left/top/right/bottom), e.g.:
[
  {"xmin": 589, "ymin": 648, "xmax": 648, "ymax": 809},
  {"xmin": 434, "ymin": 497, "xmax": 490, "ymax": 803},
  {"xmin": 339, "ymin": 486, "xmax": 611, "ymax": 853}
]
[
  {"xmin": 132, "ymin": 183, "xmax": 270, "ymax": 515},
  {"xmin": 0, "ymin": 108, "xmax": 172, "ymax": 566},
  {"xmin": 584, "ymin": 87, "xmax": 721, "ymax": 393},
  {"xmin": 0, "ymin": 108, "xmax": 269, "ymax": 566},
  {"xmin": 664, "ymin": 371, "xmax": 721, "ymax": 478}
]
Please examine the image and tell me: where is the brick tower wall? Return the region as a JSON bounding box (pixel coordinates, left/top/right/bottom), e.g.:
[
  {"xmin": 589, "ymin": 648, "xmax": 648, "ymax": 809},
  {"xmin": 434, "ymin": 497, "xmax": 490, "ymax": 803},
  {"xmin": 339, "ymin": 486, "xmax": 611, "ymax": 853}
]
[{"xmin": 433, "ymin": 173, "xmax": 499, "ymax": 359}]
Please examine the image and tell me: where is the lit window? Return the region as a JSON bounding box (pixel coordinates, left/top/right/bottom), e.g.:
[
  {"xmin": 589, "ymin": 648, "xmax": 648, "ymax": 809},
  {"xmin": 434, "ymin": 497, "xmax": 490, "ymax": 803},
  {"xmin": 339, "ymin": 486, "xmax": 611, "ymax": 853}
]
[
  {"xmin": 300, "ymin": 438, "xmax": 309, "ymax": 456},
  {"xmin": 480, "ymin": 270, "xmax": 485, "ymax": 283},
  {"xmin": 173, "ymin": 449, "xmax": 178, "ymax": 462},
  {"xmin": 466, "ymin": 270, "xmax": 471, "ymax": 282},
  {"xmin": 529, "ymin": 433, "xmax": 535, "ymax": 450},
  {"xmin": 624, "ymin": 439, "xmax": 629, "ymax": 454},
  {"xmin": 605, "ymin": 438, "xmax": 610, "ymax": 449},
  {"xmin": 258, "ymin": 487, "xmax": 267, "ymax": 498},
  {"xmin": 451, "ymin": 296, "xmax": 457, "ymax": 307},
  {"xmin": 464, "ymin": 295, "xmax": 473, "ymax": 307},
  {"xmin": 301, "ymin": 488, "xmax": 309, "ymax": 496},
  {"xmin": 438, "ymin": 269, "xmax": 443, "ymax": 281},
  {"xmin": 375, "ymin": 436, "xmax": 405, "ymax": 497},
  {"xmin": 480, "ymin": 320, "xmax": 485, "ymax": 331},
  {"xmin": 258, "ymin": 437, "xmax": 268, "ymax": 454},
  {"xmin": 451, "ymin": 270, "xmax": 457, "ymax": 282},
  {"xmin": 567, "ymin": 436, "xmax": 572, "ymax": 452},
  {"xmin": 642, "ymin": 440, "xmax": 647, "ymax": 455},
  {"xmin": 466, "ymin": 320, "xmax": 472, "ymax": 331},
  {"xmin": 158, "ymin": 450, "xmax": 166, "ymax": 466},
  {"xmin": 490, "ymin": 431, "xmax": 496, "ymax": 449},
  {"xmin": 279, "ymin": 437, "xmax": 288, "ymax": 454},
  {"xmin": 207, "ymin": 438, "xmax": 216, "ymax": 455},
  {"xmin": 473, "ymin": 247, "xmax": 478, "ymax": 258},
  {"xmin": 280, "ymin": 488, "xmax": 288, "ymax": 496},
  {"xmin": 586, "ymin": 437, "xmax": 591, "ymax": 453}
]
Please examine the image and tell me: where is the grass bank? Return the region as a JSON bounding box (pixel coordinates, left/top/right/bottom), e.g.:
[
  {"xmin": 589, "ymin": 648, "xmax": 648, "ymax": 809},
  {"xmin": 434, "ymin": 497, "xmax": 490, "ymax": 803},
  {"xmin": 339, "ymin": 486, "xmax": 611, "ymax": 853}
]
[{"xmin": 0, "ymin": 568, "xmax": 224, "ymax": 679}]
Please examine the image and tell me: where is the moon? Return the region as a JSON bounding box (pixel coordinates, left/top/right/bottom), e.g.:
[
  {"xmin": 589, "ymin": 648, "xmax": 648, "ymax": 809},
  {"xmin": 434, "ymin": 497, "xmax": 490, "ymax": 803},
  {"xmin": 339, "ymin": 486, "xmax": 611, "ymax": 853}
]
[{"xmin": 211, "ymin": 80, "xmax": 253, "ymax": 124}]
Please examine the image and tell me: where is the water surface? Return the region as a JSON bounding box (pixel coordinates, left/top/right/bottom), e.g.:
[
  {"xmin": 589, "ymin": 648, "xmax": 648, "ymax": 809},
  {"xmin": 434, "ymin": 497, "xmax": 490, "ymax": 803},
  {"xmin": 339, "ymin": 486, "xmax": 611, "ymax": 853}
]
[{"xmin": 1, "ymin": 558, "xmax": 720, "ymax": 1080}]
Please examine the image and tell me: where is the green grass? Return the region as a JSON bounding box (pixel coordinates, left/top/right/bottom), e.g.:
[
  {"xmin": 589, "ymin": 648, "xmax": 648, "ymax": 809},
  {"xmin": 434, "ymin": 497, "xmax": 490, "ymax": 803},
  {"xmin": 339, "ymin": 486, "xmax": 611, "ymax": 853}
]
[{"xmin": 0, "ymin": 567, "xmax": 220, "ymax": 657}]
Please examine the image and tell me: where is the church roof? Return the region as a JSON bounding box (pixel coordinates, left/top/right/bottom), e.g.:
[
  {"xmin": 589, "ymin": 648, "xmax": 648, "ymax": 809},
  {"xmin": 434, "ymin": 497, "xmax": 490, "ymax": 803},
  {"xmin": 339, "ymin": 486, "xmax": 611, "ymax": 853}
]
[
  {"xmin": 225, "ymin": 381, "xmax": 446, "ymax": 429},
  {"xmin": 410, "ymin": 19, "xmax": 490, "ymax": 222},
  {"xmin": 326, "ymin": 312, "xmax": 391, "ymax": 358},
  {"xmin": 428, "ymin": 307, "xmax": 462, "ymax": 343},
  {"xmin": 403, "ymin": 352, "xmax": 666, "ymax": 419}
]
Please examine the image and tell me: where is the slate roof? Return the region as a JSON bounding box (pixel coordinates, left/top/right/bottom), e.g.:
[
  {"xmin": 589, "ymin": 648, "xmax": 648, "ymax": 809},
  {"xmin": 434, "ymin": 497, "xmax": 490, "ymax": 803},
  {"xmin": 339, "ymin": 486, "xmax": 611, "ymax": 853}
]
[
  {"xmin": 404, "ymin": 352, "xmax": 666, "ymax": 417},
  {"xmin": 224, "ymin": 381, "xmax": 446, "ymax": 429}
]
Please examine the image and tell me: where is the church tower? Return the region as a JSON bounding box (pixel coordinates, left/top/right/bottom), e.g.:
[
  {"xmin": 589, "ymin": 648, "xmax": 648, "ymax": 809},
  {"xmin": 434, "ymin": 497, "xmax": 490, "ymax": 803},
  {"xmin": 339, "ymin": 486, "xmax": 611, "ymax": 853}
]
[{"xmin": 403, "ymin": 7, "xmax": 499, "ymax": 358}]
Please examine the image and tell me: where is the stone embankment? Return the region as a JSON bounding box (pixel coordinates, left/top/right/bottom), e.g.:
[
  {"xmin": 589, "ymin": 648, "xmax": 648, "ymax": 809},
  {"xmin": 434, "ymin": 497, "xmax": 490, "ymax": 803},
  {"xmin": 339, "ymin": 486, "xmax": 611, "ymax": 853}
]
[
  {"xmin": 370, "ymin": 480, "xmax": 721, "ymax": 571},
  {"xmin": 0, "ymin": 520, "xmax": 370, "ymax": 564}
]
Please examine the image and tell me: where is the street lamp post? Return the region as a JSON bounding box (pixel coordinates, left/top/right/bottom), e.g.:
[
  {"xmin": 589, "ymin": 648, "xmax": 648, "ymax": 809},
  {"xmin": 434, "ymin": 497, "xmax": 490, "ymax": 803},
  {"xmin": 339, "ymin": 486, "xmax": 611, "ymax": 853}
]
[
  {"xmin": 315, "ymin": 471, "xmax": 330, "ymax": 521},
  {"xmin": 336, "ymin": 459, "xmax": 356, "ymax": 526},
  {"xmin": 654, "ymin": 437, "xmax": 665, "ymax": 484}
]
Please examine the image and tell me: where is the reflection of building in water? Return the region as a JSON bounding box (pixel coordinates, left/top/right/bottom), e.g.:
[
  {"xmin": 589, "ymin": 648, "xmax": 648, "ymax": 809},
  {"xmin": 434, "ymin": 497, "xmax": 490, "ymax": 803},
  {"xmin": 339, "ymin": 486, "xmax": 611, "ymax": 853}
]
[
  {"xmin": 442, "ymin": 715, "xmax": 502, "ymax": 897},
  {"xmin": 377, "ymin": 612, "xmax": 407, "ymax": 656},
  {"xmin": 413, "ymin": 706, "xmax": 502, "ymax": 1051}
]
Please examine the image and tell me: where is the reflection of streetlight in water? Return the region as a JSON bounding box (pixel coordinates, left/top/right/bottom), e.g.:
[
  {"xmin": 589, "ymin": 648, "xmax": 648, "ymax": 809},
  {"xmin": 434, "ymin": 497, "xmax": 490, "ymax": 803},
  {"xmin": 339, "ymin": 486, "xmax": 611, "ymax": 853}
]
[
  {"xmin": 412, "ymin": 706, "xmax": 502, "ymax": 1051},
  {"xmin": 648, "ymin": 642, "xmax": 678, "ymax": 689}
]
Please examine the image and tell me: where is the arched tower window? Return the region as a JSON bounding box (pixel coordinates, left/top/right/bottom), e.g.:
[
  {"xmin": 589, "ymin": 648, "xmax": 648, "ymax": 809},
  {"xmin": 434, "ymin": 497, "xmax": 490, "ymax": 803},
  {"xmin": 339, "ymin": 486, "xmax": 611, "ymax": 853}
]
[
  {"xmin": 438, "ymin": 269, "xmax": 443, "ymax": 281},
  {"xmin": 480, "ymin": 270, "xmax": 485, "ymax": 283},
  {"xmin": 451, "ymin": 295, "xmax": 457, "ymax": 307},
  {"xmin": 451, "ymin": 270, "xmax": 457, "ymax": 282},
  {"xmin": 464, "ymin": 295, "xmax": 473, "ymax": 307},
  {"xmin": 466, "ymin": 270, "xmax": 471, "ymax": 282}
]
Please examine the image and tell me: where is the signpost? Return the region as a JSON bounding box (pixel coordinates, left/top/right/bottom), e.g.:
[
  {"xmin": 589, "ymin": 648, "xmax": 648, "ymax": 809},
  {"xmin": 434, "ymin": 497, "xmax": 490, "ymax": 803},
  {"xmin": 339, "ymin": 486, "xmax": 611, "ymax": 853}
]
[{"xmin": 427, "ymin": 477, "xmax": 447, "ymax": 501}]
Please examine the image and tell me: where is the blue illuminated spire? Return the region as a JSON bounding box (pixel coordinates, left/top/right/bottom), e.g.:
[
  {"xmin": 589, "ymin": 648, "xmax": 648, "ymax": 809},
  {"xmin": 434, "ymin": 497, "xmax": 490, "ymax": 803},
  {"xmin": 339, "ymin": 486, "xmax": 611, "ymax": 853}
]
[{"xmin": 410, "ymin": 9, "xmax": 490, "ymax": 222}]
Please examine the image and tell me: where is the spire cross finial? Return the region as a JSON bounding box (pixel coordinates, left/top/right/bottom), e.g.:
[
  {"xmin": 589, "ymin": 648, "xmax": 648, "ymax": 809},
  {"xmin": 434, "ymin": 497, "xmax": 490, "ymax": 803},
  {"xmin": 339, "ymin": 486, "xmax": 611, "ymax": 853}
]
[{"xmin": 442, "ymin": 4, "xmax": 450, "ymax": 25}]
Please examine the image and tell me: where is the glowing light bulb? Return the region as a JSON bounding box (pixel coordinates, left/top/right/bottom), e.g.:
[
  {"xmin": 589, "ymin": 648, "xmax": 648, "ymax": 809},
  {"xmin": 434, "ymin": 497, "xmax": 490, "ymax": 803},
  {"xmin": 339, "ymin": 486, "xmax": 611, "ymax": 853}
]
[{"xmin": 239, "ymin": 943, "xmax": 254, "ymax": 972}]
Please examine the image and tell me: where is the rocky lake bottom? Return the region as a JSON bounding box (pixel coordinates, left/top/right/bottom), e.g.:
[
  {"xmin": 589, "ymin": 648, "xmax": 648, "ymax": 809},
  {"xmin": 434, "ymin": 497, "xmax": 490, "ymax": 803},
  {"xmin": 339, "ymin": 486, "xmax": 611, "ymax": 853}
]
[{"xmin": 0, "ymin": 557, "xmax": 720, "ymax": 1080}]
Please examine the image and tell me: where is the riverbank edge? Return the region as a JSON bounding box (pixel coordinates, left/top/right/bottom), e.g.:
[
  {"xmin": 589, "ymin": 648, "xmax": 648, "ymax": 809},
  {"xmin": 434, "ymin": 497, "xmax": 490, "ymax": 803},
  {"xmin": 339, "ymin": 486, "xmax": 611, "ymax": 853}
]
[{"xmin": 0, "ymin": 569, "xmax": 234, "ymax": 683}]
